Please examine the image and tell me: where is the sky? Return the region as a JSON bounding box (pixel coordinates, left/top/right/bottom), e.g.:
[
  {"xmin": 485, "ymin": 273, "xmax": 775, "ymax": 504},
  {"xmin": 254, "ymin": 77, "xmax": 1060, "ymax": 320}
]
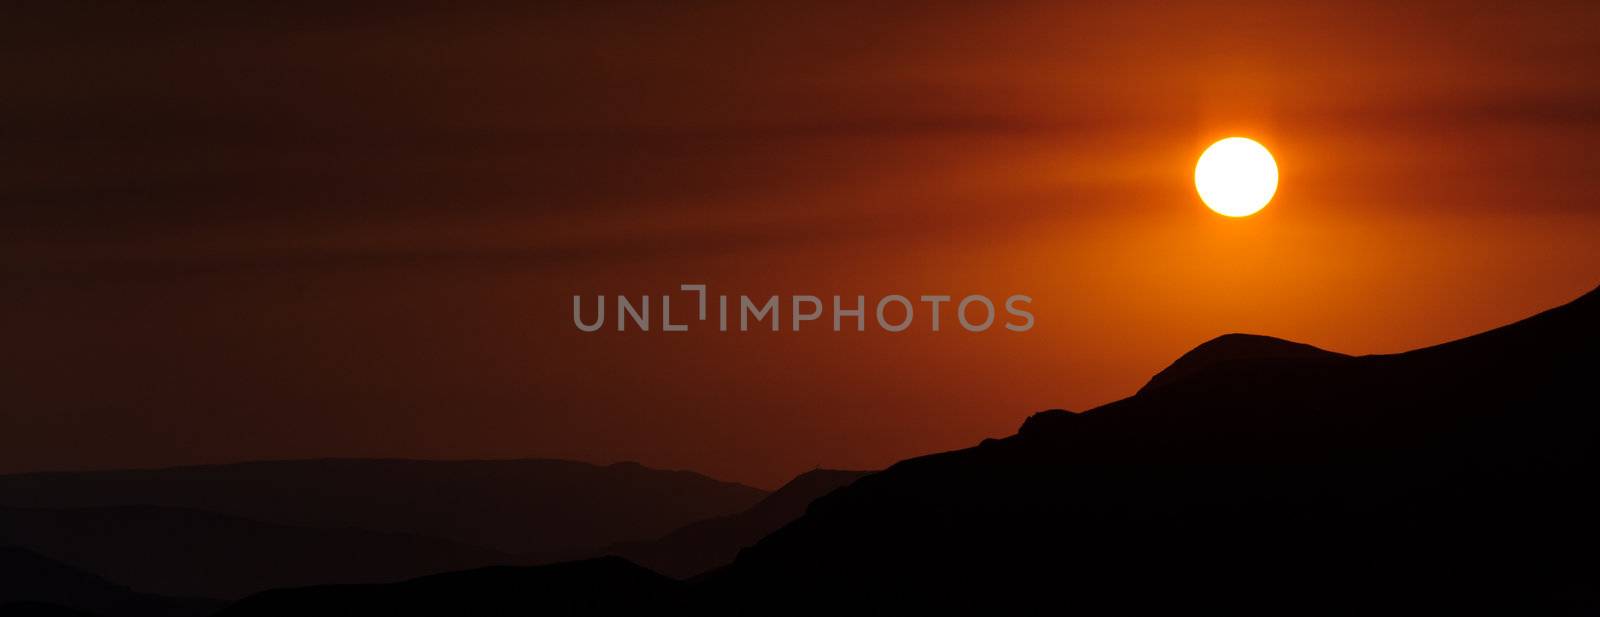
[{"xmin": 3, "ymin": 1, "xmax": 1598, "ymax": 487}]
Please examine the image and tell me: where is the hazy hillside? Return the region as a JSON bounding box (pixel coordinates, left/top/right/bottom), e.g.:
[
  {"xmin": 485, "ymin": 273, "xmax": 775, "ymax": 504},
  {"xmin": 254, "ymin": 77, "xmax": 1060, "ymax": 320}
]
[
  {"xmin": 607, "ymin": 468, "xmax": 870, "ymax": 578},
  {"xmin": 217, "ymin": 557, "xmax": 682, "ymax": 616},
  {"xmin": 0, "ymin": 546, "xmax": 218, "ymax": 617},
  {"xmin": 0, "ymin": 505, "xmax": 509, "ymax": 599},
  {"xmin": 0, "ymin": 459, "xmax": 766, "ymax": 558}
]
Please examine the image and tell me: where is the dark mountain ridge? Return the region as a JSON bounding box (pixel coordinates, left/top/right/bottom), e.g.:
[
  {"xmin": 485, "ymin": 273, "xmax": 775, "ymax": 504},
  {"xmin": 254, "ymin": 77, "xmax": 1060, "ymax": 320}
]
[{"xmin": 710, "ymin": 284, "xmax": 1600, "ymax": 613}]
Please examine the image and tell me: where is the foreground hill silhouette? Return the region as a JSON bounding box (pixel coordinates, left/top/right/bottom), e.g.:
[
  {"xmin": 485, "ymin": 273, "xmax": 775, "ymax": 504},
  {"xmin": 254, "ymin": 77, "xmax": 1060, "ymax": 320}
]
[
  {"xmin": 0, "ymin": 505, "xmax": 507, "ymax": 599},
  {"xmin": 710, "ymin": 285, "xmax": 1600, "ymax": 612},
  {"xmin": 0, "ymin": 546, "xmax": 218, "ymax": 617},
  {"xmin": 604, "ymin": 469, "xmax": 871, "ymax": 579},
  {"xmin": 0, "ymin": 459, "xmax": 764, "ymax": 561}
]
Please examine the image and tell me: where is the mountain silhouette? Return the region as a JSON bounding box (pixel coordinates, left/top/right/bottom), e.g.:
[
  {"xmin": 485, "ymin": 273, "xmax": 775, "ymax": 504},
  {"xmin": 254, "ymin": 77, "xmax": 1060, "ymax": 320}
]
[
  {"xmin": 603, "ymin": 469, "xmax": 872, "ymax": 579},
  {"xmin": 0, "ymin": 459, "xmax": 765, "ymax": 559},
  {"xmin": 706, "ymin": 284, "xmax": 1600, "ymax": 612},
  {"xmin": 0, "ymin": 546, "xmax": 219, "ymax": 617},
  {"xmin": 1137, "ymin": 332, "xmax": 1348, "ymax": 394},
  {"xmin": 0, "ymin": 505, "xmax": 509, "ymax": 600},
  {"xmin": 216, "ymin": 557, "xmax": 682, "ymax": 616}
]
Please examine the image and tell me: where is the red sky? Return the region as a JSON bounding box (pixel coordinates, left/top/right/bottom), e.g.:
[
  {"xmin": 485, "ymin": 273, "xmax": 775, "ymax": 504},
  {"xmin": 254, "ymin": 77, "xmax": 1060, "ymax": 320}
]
[{"xmin": 3, "ymin": 1, "xmax": 1598, "ymax": 487}]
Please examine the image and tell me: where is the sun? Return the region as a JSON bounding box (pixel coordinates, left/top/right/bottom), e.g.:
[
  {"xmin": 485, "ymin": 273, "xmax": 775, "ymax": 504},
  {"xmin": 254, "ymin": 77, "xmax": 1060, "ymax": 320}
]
[{"xmin": 1194, "ymin": 137, "xmax": 1278, "ymax": 217}]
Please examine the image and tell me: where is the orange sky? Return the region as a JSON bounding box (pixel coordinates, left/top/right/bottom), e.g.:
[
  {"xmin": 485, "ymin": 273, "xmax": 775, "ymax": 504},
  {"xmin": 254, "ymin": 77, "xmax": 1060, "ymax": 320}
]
[{"xmin": 3, "ymin": 1, "xmax": 1598, "ymax": 487}]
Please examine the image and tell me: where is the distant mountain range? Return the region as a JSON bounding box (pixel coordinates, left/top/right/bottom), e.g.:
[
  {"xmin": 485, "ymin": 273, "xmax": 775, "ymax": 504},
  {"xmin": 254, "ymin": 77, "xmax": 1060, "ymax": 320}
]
[
  {"xmin": 0, "ymin": 460, "xmax": 866, "ymax": 610},
  {"xmin": 217, "ymin": 557, "xmax": 681, "ymax": 616},
  {"xmin": 0, "ymin": 547, "xmax": 218, "ymax": 617},
  {"xmin": 0, "ymin": 459, "xmax": 765, "ymax": 559},
  {"xmin": 0, "ymin": 459, "xmax": 768, "ymax": 604},
  {"xmin": 204, "ymin": 468, "xmax": 871, "ymax": 613},
  {"xmin": 0, "ymin": 505, "xmax": 507, "ymax": 599}
]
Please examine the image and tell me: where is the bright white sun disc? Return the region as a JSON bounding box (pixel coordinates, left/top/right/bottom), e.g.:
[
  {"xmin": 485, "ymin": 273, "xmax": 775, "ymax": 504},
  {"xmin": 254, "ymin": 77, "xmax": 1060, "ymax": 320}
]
[{"xmin": 1195, "ymin": 137, "xmax": 1278, "ymax": 217}]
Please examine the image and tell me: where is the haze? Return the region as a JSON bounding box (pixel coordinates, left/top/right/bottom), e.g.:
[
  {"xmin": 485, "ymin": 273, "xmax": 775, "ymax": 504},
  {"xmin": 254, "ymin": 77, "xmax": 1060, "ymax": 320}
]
[{"xmin": 3, "ymin": 1, "xmax": 1598, "ymax": 487}]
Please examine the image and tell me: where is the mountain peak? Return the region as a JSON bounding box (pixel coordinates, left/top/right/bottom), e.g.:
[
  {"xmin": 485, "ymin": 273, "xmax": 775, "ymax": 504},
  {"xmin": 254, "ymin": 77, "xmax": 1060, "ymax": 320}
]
[
  {"xmin": 1017, "ymin": 409, "xmax": 1079, "ymax": 436},
  {"xmin": 1138, "ymin": 333, "xmax": 1347, "ymax": 395}
]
